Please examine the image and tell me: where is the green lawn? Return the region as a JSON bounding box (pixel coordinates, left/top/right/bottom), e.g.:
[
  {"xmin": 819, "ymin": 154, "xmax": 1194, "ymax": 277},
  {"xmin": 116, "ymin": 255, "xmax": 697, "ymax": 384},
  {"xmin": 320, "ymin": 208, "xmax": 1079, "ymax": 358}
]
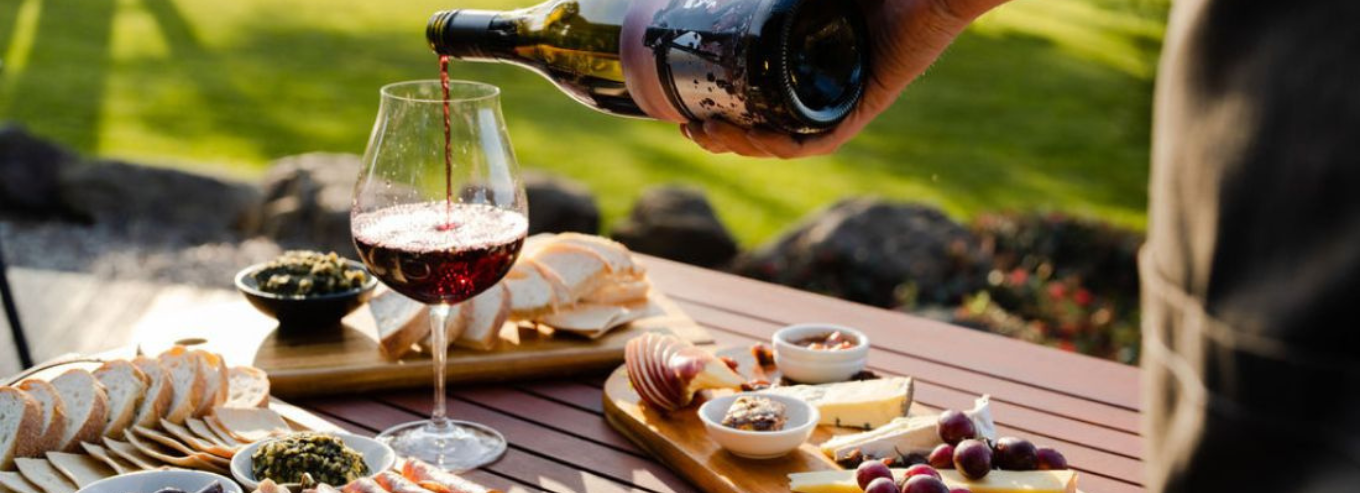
[{"xmin": 0, "ymin": 0, "xmax": 1165, "ymax": 246}]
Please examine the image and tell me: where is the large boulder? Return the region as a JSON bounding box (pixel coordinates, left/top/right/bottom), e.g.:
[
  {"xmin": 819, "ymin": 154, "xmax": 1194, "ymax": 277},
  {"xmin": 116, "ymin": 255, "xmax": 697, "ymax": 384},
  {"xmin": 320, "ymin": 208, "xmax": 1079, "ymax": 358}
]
[
  {"xmin": 59, "ymin": 160, "xmax": 260, "ymax": 241},
  {"xmin": 251, "ymin": 153, "xmax": 361, "ymax": 255},
  {"xmin": 733, "ymin": 199, "xmax": 990, "ymax": 308},
  {"xmin": 611, "ymin": 186, "xmax": 738, "ymax": 268},
  {"xmin": 524, "ymin": 171, "xmax": 600, "ymax": 235},
  {"xmin": 0, "ymin": 124, "xmax": 79, "ymax": 215}
]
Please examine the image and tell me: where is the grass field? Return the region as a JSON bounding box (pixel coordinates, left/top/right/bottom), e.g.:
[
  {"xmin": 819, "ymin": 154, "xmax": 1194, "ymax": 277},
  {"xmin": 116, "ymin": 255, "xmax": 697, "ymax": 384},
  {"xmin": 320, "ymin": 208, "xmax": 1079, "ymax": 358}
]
[{"xmin": 0, "ymin": 0, "xmax": 1166, "ymax": 246}]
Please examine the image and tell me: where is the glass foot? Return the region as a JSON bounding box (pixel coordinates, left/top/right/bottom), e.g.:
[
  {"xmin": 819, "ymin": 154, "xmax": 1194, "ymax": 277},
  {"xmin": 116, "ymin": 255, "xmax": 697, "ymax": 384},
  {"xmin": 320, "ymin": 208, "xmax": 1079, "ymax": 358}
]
[{"xmin": 376, "ymin": 419, "xmax": 507, "ymax": 472}]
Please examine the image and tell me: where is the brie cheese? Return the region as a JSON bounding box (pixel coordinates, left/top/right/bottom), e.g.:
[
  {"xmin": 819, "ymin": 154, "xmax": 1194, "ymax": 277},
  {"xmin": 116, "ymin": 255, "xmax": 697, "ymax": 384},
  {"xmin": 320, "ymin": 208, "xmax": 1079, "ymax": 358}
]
[{"xmin": 760, "ymin": 377, "xmax": 913, "ymax": 430}]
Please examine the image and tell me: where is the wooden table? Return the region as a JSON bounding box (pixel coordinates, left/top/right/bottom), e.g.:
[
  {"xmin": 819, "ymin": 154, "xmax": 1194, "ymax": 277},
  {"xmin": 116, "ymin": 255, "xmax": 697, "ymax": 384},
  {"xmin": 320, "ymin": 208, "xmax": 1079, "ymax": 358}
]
[{"xmin": 280, "ymin": 255, "xmax": 1144, "ymax": 493}]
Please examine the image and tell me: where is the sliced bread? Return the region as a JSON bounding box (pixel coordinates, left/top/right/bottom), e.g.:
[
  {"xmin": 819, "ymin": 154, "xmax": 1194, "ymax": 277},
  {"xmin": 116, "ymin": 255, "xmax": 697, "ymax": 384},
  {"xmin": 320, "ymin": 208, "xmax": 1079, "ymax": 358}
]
[
  {"xmin": 12, "ymin": 459, "xmax": 75, "ymax": 493},
  {"xmin": 49, "ymin": 370, "xmax": 108, "ymax": 453},
  {"xmin": 15, "ymin": 381, "xmax": 65, "ymax": 456},
  {"xmin": 552, "ymin": 233, "xmax": 640, "ymax": 274},
  {"xmin": 92, "ymin": 361, "xmax": 149, "ymax": 440},
  {"xmin": 224, "ymin": 367, "xmax": 270, "ymax": 409},
  {"xmin": 453, "ymin": 284, "xmax": 510, "ymax": 351},
  {"xmin": 157, "ymin": 348, "xmax": 205, "ymax": 424},
  {"xmin": 191, "ymin": 351, "xmax": 229, "ymax": 417},
  {"xmin": 372, "ymin": 288, "xmax": 431, "ymax": 360},
  {"xmin": 581, "ymin": 279, "xmax": 650, "ymax": 304},
  {"xmin": 503, "ymin": 262, "xmax": 558, "ymax": 318},
  {"xmin": 129, "ymin": 357, "xmax": 174, "ymax": 429},
  {"xmin": 529, "ymin": 243, "xmax": 609, "ymax": 301},
  {"xmin": 0, "ymin": 387, "xmax": 43, "ymax": 470}
]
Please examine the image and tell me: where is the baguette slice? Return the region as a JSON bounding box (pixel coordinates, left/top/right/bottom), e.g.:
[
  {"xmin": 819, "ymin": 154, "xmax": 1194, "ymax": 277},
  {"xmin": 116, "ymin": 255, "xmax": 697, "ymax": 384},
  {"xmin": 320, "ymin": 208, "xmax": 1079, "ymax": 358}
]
[
  {"xmin": 580, "ymin": 279, "xmax": 650, "ymax": 305},
  {"xmin": 453, "ymin": 284, "xmax": 510, "ymax": 351},
  {"xmin": 49, "ymin": 370, "xmax": 108, "ymax": 453},
  {"xmin": 503, "ymin": 262, "xmax": 557, "ymax": 319},
  {"xmin": 78, "ymin": 443, "xmax": 137, "ymax": 475},
  {"xmin": 225, "ymin": 367, "xmax": 270, "ymax": 409},
  {"xmin": 0, "ymin": 387, "xmax": 43, "ymax": 469},
  {"xmin": 12, "ymin": 459, "xmax": 75, "ymax": 493},
  {"xmin": 372, "ymin": 288, "xmax": 432, "ymax": 360},
  {"xmin": 130, "ymin": 357, "xmax": 174, "ymax": 429},
  {"xmin": 157, "ymin": 347, "xmax": 206, "ymax": 424},
  {"xmin": 44, "ymin": 452, "xmax": 114, "ymax": 488},
  {"xmin": 529, "ymin": 243, "xmax": 609, "ymax": 301},
  {"xmin": 192, "ymin": 351, "xmax": 229, "ymax": 418},
  {"xmin": 92, "ymin": 360, "xmax": 149, "ymax": 439},
  {"xmin": 15, "ymin": 381, "xmax": 65, "ymax": 456},
  {"xmin": 0, "ymin": 472, "xmax": 43, "ymax": 493},
  {"xmin": 552, "ymin": 233, "xmax": 640, "ymax": 275}
]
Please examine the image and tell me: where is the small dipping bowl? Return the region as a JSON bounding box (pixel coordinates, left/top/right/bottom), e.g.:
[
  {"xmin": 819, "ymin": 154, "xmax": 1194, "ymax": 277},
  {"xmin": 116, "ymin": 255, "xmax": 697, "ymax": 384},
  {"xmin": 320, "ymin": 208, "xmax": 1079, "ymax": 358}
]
[
  {"xmin": 77, "ymin": 470, "xmax": 242, "ymax": 493},
  {"xmin": 235, "ymin": 259, "xmax": 379, "ymax": 332},
  {"xmin": 230, "ymin": 433, "xmax": 396, "ymax": 491},
  {"xmin": 773, "ymin": 323, "xmax": 870, "ymax": 384},
  {"xmin": 699, "ymin": 393, "xmax": 819, "ymax": 459}
]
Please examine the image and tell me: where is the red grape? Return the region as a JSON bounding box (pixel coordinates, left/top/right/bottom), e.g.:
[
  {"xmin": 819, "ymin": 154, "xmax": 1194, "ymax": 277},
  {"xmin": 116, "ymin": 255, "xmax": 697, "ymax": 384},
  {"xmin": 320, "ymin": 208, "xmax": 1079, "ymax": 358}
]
[
  {"xmin": 901, "ymin": 476, "xmax": 950, "ymax": 493},
  {"xmin": 856, "ymin": 460, "xmax": 894, "ymax": 490},
  {"xmin": 863, "ymin": 477, "xmax": 900, "ymax": 493},
  {"xmin": 903, "ymin": 464, "xmax": 942, "ymax": 480},
  {"xmin": 928, "ymin": 444, "xmax": 955, "ymax": 469},
  {"xmin": 937, "ymin": 410, "xmax": 977, "ymax": 445},
  {"xmin": 1036, "ymin": 447, "xmax": 1068, "ymax": 470},
  {"xmin": 953, "ymin": 439, "xmax": 993, "ymax": 480},
  {"xmin": 993, "ymin": 437, "xmax": 1038, "ymax": 470}
]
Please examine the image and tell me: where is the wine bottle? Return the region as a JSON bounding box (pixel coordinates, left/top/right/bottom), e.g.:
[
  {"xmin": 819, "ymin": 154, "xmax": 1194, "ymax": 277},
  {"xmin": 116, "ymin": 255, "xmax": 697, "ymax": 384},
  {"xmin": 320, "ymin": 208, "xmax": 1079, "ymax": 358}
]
[{"xmin": 427, "ymin": 0, "xmax": 869, "ymax": 135}]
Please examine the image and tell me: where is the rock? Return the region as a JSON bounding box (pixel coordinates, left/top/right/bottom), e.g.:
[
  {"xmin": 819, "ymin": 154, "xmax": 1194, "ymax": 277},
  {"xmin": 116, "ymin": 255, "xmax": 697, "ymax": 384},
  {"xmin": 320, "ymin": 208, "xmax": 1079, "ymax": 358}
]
[
  {"xmin": 611, "ymin": 186, "xmax": 738, "ymax": 268},
  {"xmin": 524, "ymin": 171, "xmax": 600, "ymax": 234},
  {"xmin": 252, "ymin": 152, "xmax": 362, "ymax": 255},
  {"xmin": 732, "ymin": 199, "xmax": 989, "ymax": 308},
  {"xmin": 59, "ymin": 160, "xmax": 260, "ymax": 242},
  {"xmin": 0, "ymin": 124, "xmax": 79, "ymax": 215}
]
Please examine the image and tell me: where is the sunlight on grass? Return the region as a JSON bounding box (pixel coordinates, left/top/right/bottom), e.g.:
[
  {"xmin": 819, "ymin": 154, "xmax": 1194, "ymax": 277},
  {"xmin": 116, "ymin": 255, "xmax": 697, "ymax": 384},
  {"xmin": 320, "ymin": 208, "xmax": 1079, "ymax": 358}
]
[{"xmin": 0, "ymin": 0, "xmax": 1165, "ymax": 245}]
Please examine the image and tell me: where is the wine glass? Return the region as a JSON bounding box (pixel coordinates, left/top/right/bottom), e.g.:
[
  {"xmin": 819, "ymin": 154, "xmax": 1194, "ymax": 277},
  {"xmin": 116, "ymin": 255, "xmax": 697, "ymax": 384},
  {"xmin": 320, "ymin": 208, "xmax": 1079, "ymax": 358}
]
[{"xmin": 351, "ymin": 80, "xmax": 526, "ymax": 471}]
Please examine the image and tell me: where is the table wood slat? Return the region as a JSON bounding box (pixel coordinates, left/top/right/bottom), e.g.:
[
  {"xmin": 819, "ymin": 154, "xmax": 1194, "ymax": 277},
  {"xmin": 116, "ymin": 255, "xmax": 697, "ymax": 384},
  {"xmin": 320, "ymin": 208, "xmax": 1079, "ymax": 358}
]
[
  {"xmin": 641, "ymin": 256, "xmax": 1141, "ymax": 410},
  {"xmin": 380, "ymin": 391, "xmax": 700, "ymax": 493},
  {"xmin": 300, "ymin": 397, "xmax": 654, "ymax": 493}
]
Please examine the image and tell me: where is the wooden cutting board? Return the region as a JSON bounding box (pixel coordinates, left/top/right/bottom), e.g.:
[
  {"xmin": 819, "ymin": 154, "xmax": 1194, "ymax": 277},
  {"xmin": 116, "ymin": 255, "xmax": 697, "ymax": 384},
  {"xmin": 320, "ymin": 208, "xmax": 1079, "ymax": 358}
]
[
  {"xmin": 134, "ymin": 291, "xmax": 710, "ymax": 397},
  {"xmin": 603, "ymin": 349, "xmax": 1086, "ymax": 493}
]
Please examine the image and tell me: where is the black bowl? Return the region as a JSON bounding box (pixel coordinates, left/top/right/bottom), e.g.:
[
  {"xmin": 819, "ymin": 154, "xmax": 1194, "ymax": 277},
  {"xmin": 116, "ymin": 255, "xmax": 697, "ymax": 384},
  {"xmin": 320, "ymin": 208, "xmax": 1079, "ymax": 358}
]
[{"xmin": 234, "ymin": 259, "xmax": 379, "ymax": 332}]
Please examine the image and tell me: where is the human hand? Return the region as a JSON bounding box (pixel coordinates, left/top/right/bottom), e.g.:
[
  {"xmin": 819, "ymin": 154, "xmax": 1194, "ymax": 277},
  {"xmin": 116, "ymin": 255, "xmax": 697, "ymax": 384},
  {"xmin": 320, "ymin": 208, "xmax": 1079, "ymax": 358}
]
[{"xmin": 682, "ymin": 0, "xmax": 1005, "ymax": 158}]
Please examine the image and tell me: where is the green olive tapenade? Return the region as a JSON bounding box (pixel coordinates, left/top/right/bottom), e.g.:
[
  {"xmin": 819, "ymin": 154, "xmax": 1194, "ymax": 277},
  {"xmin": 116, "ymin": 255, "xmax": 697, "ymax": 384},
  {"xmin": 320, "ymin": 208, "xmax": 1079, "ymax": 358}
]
[
  {"xmin": 252, "ymin": 251, "xmax": 368, "ymax": 296},
  {"xmin": 251, "ymin": 433, "xmax": 368, "ymax": 485}
]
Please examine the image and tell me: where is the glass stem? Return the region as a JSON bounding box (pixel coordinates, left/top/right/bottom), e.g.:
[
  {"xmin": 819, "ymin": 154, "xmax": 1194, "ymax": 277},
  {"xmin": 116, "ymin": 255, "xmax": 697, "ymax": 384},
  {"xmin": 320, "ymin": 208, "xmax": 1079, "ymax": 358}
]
[{"xmin": 429, "ymin": 303, "xmax": 453, "ymax": 430}]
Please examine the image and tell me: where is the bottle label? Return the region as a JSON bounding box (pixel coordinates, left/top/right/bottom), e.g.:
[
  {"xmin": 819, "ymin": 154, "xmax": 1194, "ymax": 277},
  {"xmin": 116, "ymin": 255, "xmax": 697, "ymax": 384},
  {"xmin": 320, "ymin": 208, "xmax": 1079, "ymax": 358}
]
[{"xmin": 620, "ymin": 0, "xmax": 766, "ymax": 127}]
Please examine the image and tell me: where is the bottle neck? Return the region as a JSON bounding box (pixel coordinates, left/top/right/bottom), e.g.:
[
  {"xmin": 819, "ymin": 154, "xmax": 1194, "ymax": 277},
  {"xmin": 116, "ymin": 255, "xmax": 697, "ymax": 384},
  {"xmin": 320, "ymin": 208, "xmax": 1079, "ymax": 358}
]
[{"xmin": 427, "ymin": 9, "xmax": 518, "ymax": 61}]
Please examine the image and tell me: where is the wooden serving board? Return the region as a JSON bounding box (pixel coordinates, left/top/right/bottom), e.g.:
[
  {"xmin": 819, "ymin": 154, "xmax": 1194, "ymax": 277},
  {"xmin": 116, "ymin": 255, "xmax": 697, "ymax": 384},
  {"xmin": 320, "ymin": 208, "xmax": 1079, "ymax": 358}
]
[
  {"xmin": 134, "ymin": 291, "xmax": 710, "ymax": 397},
  {"xmin": 603, "ymin": 349, "xmax": 1086, "ymax": 493},
  {"xmin": 602, "ymin": 348, "xmax": 853, "ymax": 493}
]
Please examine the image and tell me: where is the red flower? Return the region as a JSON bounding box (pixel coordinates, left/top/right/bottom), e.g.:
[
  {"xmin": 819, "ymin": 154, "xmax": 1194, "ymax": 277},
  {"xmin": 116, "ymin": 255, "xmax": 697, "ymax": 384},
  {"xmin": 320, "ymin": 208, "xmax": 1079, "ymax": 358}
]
[
  {"xmin": 1073, "ymin": 288, "xmax": 1093, "ymax": 306},
  {"xmin": 1047, "ymin": 283, "xmax": 1067, "ymax": 300},
  {"xmin": 1008, "ymin": 268, "xmax": 1029, "ymax": 285}
]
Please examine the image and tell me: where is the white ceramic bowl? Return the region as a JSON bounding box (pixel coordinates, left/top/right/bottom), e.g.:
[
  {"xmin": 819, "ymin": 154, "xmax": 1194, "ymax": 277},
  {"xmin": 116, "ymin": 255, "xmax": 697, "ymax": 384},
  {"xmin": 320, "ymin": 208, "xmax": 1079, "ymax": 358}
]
[
  {"xmin": 773, "ymin": 324, "xmax": 870, "ymax": 383},
  {"xmin": 231, "ymin": 433, "xmax": 396, "ymax": 490},
  {"xmin": 77, "ymin": 470, "xmax": 242, "ymax": 493},
  {"xmin": 698, "ymin": 393, "xmax": 819, "ymax": 459}
]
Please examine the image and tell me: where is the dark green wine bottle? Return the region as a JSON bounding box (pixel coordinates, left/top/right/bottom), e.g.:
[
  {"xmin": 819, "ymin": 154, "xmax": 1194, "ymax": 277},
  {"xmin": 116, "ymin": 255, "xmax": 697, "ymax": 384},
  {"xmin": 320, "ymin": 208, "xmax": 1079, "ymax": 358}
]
[{"xmin": 428, "ymin": 0, "xmax": 869, "ymax": 135}]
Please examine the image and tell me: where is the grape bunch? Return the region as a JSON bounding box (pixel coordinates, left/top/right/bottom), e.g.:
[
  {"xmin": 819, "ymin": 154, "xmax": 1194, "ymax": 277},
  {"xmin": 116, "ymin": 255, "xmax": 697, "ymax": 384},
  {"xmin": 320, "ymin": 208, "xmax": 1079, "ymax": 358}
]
[{"xmin": 930, "ymin": 408, "xmax": 1070, "ymax": 481}]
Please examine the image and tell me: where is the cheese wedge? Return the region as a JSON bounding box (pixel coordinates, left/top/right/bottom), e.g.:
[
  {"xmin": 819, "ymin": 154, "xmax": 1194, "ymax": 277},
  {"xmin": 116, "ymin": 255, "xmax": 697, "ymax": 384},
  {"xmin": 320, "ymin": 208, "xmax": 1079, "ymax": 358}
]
[
  {"xmin": 789, "ymin": 469, "xmax": 1078, "ymax": 493},
  {"xmin": 819, "ymin": 415, "xmax": 939, "ymax": 464},
  {"xmin": 940, "ymin": 470, "xmax": 1079, "ymax": 493},
  {"xmin": 211, "ymin": 407, "xmax": 290, "ymax": 442},
  {"xmin": 760, "ymin": 377, "xmax": 913, "ymax": 430},
  {"xmin": 820, "ymin": 394, "xmax": 996, "ymax": 463},
  {"xmin": 78, "ymin": 443, "xmax": 137, "ymax": 475},
  {"xmin": 13, "ymin": 459, "xmax": 76, "ymax": 493}
]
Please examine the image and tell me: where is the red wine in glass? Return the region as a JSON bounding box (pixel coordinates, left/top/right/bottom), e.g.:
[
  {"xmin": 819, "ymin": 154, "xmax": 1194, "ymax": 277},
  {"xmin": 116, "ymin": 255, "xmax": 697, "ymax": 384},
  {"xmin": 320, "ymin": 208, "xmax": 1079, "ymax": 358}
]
[{"xmin": 353, "ymin": 202, "xmax": 527, "ymax": 305}]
